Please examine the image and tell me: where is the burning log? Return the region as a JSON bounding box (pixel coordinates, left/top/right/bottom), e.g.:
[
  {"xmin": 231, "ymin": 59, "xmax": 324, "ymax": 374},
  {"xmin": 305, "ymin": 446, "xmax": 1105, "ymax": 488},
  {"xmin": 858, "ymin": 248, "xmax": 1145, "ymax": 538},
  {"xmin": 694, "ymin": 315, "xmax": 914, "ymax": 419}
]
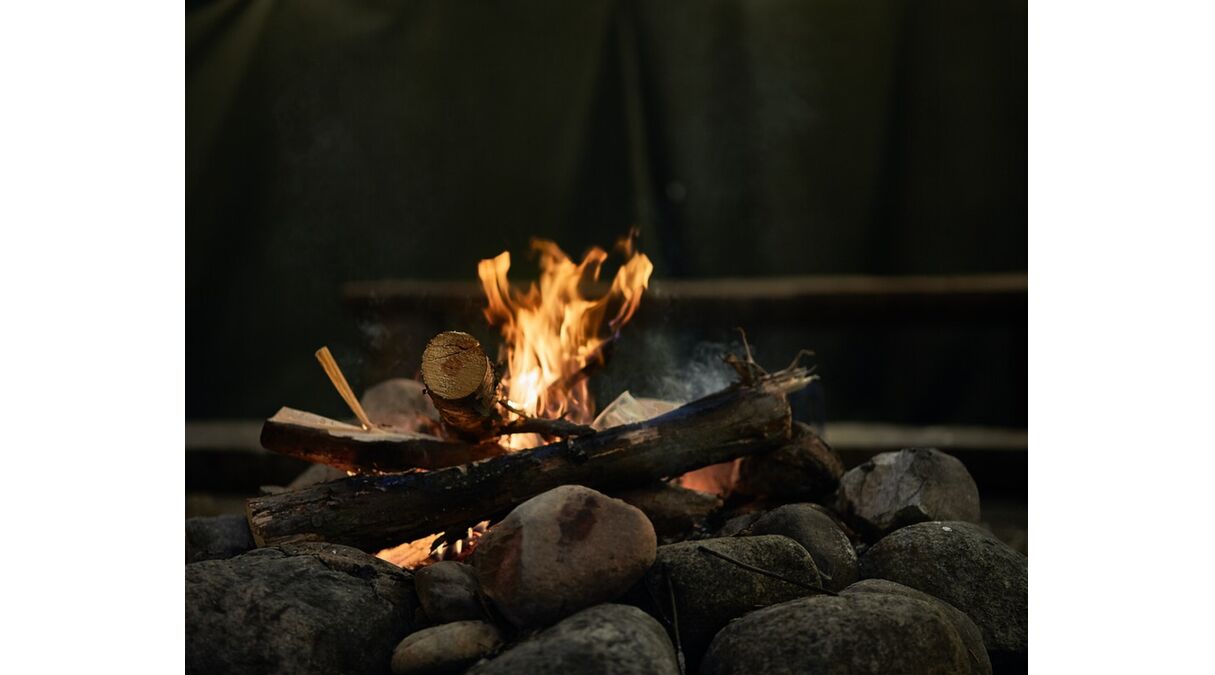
[
  {"xmin": 260, "ymin": 407, "xmax": 504, "ymax": 473},
  {"xmin": 420, "ymin": 331, "xmax": 500, "ymax": 439},
  {"xmin": 246, "ymin": 365, "xmax": 815, "ymax": 552},
  {"xmin": 420, "ymin": 330, "xmax": 594, "ymax": 442},
  {"xmin": 257, "ymin": 333, "xmax": 592, "ymax": 475}
]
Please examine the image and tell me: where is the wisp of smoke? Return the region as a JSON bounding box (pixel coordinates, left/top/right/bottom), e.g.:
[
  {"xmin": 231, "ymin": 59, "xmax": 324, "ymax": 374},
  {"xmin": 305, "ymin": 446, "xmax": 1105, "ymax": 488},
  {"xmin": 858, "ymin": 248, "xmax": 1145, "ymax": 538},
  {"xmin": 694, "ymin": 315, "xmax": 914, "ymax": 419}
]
[{"xmin": 639, "ymin": 337, "xmax": 745, "ymax": 404}]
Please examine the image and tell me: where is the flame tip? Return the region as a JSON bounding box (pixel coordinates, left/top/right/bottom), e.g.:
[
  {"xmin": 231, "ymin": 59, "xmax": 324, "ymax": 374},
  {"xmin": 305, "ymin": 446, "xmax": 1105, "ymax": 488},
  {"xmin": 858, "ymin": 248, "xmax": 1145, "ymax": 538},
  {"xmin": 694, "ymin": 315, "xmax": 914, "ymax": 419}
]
[{"xmin": 478, "ymin": 233, "xmax": 653, "ymax": 450}]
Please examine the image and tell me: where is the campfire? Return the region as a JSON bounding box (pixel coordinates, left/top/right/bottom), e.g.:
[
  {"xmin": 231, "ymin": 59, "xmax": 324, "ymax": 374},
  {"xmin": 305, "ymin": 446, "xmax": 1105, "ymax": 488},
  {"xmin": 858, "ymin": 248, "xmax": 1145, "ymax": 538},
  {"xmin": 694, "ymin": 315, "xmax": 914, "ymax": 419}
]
[
  {"xmin": 479, "ymin": 231, "xmax": 653, "ymax": 444},
  {"xmin": 191, "ymin": 235, "xmax": 1026, "ymax": 675},
  {"xmin": 252, "ymin": 234, "xmax": 816, "ymax": 563}
]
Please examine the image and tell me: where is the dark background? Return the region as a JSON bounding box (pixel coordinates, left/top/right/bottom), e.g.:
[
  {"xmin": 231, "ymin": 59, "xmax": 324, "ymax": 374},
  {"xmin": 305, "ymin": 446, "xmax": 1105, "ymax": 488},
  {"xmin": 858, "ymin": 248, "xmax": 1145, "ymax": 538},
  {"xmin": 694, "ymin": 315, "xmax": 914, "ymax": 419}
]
[{"xmin": 187, "ymin": 0, "xmax": 1026, "ymax": 428}]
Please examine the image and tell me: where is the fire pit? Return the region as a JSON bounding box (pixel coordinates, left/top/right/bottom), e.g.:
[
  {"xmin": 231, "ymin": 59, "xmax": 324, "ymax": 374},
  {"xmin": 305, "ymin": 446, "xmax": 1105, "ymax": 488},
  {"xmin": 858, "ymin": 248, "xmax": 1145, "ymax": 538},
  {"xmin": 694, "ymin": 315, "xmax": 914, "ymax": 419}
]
[{"xmin": 186, "ymin": 236, "xmax": 1027, "ymax": 675}]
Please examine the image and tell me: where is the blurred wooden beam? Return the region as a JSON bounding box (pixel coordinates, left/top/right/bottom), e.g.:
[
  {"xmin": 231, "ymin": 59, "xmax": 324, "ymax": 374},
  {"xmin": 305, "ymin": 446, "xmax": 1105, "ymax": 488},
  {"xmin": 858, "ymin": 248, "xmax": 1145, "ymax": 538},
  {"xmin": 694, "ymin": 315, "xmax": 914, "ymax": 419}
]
[
  {"xmin": 342, "ymin": 273, "xmax": 1027, "ymax": 325},
  {"xmin": 186, "ymin": 419, "xmax": 307, "ymax": 493},
  {"xmin": 824, "ymin": 422, "xmax": 1026, "ymax": 453}
]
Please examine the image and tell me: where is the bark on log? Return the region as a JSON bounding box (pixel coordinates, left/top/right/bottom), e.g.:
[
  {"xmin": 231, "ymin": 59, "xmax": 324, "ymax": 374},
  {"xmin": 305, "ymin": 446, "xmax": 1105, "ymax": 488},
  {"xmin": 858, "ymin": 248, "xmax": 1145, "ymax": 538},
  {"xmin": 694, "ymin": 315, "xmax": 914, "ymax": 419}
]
[
  {"xmin": 420, "ymin": 331, "xmax": 501, "ymax": 440},
  {"xmin": 247, "ymin": 367, "xmax": 814, "ymax": 551},
  {"xmin": 260, "ymin": 407, "xmax": 504, "ymax": 473}
]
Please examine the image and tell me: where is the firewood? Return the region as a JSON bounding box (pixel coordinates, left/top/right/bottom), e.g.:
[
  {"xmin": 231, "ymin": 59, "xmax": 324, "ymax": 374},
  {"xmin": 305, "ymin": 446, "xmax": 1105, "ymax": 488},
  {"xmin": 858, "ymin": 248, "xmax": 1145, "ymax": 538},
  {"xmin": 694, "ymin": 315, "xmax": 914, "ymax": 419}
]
[
  {"xmin": 259, "ymin": 407, "xmax": 504, "ymax": 473},
  {"xmin": 314, "ymin": 346, "xmax": 375, "ymax": 430},
  {"xmin": 420, "ymin": 330, "xmax": 594, "ymax": 441},
  {"xmin": 246, "ymin": 365, "xmax": 815, "ymax": 551},
  {"xmin": 420, "ymin": 331, "xmax": 500, "ymax": 439}
]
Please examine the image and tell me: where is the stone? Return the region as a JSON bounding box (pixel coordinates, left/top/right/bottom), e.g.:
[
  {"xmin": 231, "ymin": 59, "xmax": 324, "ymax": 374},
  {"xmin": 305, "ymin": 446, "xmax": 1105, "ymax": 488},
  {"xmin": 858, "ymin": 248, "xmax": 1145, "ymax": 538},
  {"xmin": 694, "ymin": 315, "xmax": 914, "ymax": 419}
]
[
  {"xmin": 466, "ymin": 604, "xmax": 678, "ymax": 675},
  {"xmin": 413, "ymin": 561, "xmax": 487, "ymax": 624},
  {"xmin": 611, "ymin": 481, "xmax": 722, "ymax": 541},
  {"xmin": 736, "ymin": 422, "xmax": 844, "ymax": 502},
  {"xmin": 185, "ymin": 514, "xmax": 255, "ymax": 563},
  {"xmin": 843, "ymin": 579, "xmax": 991, "ymax": 674},
  {"xmin": 186, "ymin": 543, "xmax": 416, "ymax": 675},
  {"xmin": 644, "ymin": 535, "xmax": 825, "ymax": 672},
  {"xmin": 860, "ymin": 521, "xmax": 1027, "ymax": 662},
  {"xmin": 391, "ymin": 621, "xmax": 502, "ymax": 675},
  {"xmin": 836, "ymin": 447, "xmax": 980, "ymax": 538},
  {"xmin": 361, "ymin": 378, "xmax": 441, "ymax": 431},
  {"xmin": 473, "ymin": 485, "xmax": 656, "ymax": 628},
  {"xmin": 715, "ymin": 510, "xmax": 764, "ymax": 537},
  {"xmin": 700, "ymin": 591, "xmax": 973, "ymax": 675},
  {"xmin": 745, "ymin": 503, "xmax": 858, "ymax": 591}
]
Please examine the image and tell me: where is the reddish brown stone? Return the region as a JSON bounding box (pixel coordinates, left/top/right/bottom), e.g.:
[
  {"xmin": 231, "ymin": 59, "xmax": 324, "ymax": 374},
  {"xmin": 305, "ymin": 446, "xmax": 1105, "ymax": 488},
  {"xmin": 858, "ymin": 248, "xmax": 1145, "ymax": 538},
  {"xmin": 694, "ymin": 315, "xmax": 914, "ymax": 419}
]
[{"xmin": 473, "ymin": 485, "xmax": 656, "ymax": 628}]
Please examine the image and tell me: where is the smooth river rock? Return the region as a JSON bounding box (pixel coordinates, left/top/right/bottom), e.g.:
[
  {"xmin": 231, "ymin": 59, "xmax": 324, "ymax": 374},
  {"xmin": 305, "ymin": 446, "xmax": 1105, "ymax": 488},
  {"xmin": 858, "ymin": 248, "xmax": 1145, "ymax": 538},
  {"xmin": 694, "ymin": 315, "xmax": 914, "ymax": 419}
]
[
  {"xmin": 466, "ymin": 604, "xmax": 678, "ymax": 675},
  {"xmin": 644, "ymin": 535, "xmax": 824, "ymax": 672},
  {"xmin": 473, "ymin": 485, "xmax": 656, "ymax": 628},
  {"xmin": 391, "ymin": 620, "xmax": 502, "ymax": 675},
  {"xmin": 844, "ymin": 579, "xmax": 992, "ymax": 674},
  {"xmin": 860, "ymin": 521, "xmax": 1027, "ymax": 664},
  {"xmin": 746, "ymin": 503, "xmax": 858, "ymax": 591},
  {"xmin": 700, "ymin": 591, "xmax": 974, "ymax": 675},
  {"xmin": 413, "ymin": 561, "xmax": 487, "ymax": 624},
  {"xmin": 361, "ymin": 377, "xmax": 441, "ymax": 429}
]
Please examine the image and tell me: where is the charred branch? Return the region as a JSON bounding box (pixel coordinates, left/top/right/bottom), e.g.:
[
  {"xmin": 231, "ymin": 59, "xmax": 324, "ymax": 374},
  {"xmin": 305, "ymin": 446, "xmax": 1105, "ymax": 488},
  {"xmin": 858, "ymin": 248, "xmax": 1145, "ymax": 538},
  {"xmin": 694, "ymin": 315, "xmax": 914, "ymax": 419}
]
[
  {"xmin": 246, "ymin": 366, "xmax": 815, "ymax": 551},
  {"xmin": 259, "ymin": 407, "xmax": 504, "ymax": 474}
]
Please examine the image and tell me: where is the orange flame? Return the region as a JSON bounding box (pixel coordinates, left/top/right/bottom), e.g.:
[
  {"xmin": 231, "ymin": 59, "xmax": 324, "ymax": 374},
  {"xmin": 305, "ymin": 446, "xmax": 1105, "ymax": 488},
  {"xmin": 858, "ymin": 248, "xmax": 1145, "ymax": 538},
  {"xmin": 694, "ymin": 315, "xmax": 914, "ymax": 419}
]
[
  {"xmin": 478, "ymin": 234, "xmax": 653, "ymax": 449},
  {"xmin": 379, "ymin": 235, "xmax": 652, "ymax": 569}
]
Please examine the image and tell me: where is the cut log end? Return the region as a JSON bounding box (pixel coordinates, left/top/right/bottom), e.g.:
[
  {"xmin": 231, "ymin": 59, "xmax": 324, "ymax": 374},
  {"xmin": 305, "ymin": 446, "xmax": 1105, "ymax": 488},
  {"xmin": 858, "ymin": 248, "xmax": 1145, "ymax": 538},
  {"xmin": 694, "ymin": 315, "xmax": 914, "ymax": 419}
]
[
  {"xmin": 421, "ymin": 331, "xmax": 503, "ymax": 441},
  {"xmin": 421, "ymin": 331, "xmax": 496, "ymax": 402}
]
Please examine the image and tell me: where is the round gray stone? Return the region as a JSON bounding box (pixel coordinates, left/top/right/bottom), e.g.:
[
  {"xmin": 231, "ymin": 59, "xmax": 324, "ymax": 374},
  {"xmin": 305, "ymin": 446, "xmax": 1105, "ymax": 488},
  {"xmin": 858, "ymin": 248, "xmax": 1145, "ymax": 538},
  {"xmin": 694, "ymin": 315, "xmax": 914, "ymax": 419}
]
[
  {"xmin": 843, "ymin": 579, "xmax": 991, "ymax": 674},
  {"xmin": 701, "ymin": 591, "xmax": 973, "ymax": 675},
  {"xmin": 746, "ymin": 503, "xmax": 858, "ymax": 591},
  {"xmin": 466, "ymin": 604, "xmax": 678, "ymax": 675},
  {"xmin": 391, "ymin": 621, "xmax": 502, "ymax": 675},
  {"xmin": 611, "ymin": 481, "xmax": 722, "ymax": 541},
  {"xmin": 860, "ymin": 521, "xmax": 1027, "ymax": 660},
  {"xmin": 644, "ymin": 535, "xmax": 825, "ymax": 672},
  {"xmin": 186, "ymin": 543, "xmax": 416, "ymax": 675},
  {"xmin": 414, "ymin": 561, "xmax": 487, "ymax": 624}
]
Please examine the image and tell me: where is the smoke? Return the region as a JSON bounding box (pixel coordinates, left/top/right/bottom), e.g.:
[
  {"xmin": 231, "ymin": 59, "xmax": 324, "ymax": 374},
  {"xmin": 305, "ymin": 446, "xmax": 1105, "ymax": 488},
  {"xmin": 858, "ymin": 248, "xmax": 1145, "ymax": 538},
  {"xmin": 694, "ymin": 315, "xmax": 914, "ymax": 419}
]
[{"xmin": 637, "ymin": 335, "xmax": 744, "ymax": 404}]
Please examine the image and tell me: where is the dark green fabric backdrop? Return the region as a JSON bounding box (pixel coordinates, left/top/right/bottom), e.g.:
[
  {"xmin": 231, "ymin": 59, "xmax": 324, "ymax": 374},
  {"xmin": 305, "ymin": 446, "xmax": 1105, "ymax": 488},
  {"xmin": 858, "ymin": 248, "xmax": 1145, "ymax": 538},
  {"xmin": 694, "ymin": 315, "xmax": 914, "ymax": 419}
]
[{"xmin": 187, "ymin": 0, "xmax": 1026, "ymax": 423}]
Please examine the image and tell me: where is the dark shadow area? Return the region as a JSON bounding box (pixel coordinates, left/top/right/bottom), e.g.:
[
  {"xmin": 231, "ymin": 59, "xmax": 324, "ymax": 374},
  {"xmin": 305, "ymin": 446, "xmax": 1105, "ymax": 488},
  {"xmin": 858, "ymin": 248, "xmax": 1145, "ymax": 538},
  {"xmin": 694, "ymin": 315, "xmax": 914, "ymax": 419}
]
[{"xmin": 187, "ymin": 0, "xmax": 1026, "ymax": 428}]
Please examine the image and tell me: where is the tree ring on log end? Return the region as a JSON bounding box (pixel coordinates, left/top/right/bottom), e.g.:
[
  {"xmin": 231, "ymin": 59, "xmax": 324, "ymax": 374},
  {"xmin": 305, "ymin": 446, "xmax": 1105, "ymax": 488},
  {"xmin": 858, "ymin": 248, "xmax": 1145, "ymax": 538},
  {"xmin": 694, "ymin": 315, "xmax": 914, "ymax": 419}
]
[{"xmin": 422, "ymin": 331, "xmax": 496, "ymax": 403}]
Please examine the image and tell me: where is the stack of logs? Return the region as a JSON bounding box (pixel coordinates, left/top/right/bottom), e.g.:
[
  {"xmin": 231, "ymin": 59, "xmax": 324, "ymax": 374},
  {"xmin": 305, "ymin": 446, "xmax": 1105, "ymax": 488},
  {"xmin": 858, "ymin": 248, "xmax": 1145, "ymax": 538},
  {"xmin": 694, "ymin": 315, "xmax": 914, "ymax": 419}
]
[{"xmin": 248, "ymin": 331, "xmax": 817, "ymax": 553}]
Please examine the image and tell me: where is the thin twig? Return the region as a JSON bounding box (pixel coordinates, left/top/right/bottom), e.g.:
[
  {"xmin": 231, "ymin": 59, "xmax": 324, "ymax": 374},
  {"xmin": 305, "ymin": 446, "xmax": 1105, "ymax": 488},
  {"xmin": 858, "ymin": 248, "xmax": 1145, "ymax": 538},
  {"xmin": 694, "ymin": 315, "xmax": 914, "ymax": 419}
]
[
  {"xmin": 696, "ymin": 545, "xmax": 837, "ymax": 596},
  {"xmin": 737, "ymin": 327, "xmax": 754, "ymax": 364},
  {"xmin": 786, "ymin": 348, "xmax": 816, "ymax": 371},
  {"xmin": 665, "ymin": 563, "xmax": 686, "ymax": 675},
  {"xmin": 498, "ymin": 416, "xmax": 595, "ymax": 438},
  {"xmin": 315, "ymin": 346, "xmax": 376, "ymax": 431},
  {"xmin": 722, "ymin": 327, "xmax": 769, "ymax": 385}
]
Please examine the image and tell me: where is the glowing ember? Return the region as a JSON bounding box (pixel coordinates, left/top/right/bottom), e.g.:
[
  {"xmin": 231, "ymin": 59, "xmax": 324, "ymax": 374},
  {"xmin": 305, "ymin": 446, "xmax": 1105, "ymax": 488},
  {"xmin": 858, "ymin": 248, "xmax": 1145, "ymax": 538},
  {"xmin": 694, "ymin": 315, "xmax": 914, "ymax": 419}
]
[
  {"xmin": 478, "ymin": 233, "xmax": 653, "ymax": 449},
  {"xmin": 376, "ymin": 522, "xmax": 488, "ymax": 568}
]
